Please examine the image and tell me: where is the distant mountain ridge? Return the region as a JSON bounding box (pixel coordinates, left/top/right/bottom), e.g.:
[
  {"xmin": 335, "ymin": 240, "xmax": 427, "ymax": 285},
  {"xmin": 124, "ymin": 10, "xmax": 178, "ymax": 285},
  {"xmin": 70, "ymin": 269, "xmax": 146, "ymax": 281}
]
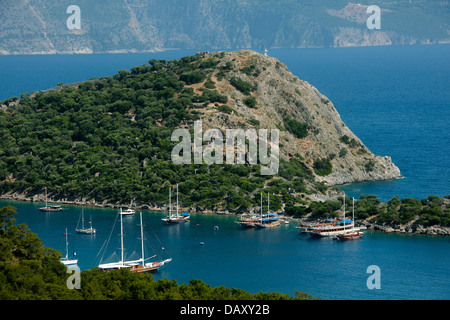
[{"xmin": 0, "ymin": 0, "xmax": 448, "ymax": 55}]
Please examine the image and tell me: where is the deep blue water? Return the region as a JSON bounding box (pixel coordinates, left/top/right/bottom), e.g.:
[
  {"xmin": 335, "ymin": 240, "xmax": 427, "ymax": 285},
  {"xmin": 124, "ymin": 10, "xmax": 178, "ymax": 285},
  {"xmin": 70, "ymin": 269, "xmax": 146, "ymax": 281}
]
[
  {"xmin": 1, "ymin": 199, "xmax": 449, "ymax": 300},
  {"xmin": 268, "ymin": 45, "xmax": 450, "ymax": 201},
  {"xmin": 0, "ymin": 45, "xmax": 449, "ymax": 299}
]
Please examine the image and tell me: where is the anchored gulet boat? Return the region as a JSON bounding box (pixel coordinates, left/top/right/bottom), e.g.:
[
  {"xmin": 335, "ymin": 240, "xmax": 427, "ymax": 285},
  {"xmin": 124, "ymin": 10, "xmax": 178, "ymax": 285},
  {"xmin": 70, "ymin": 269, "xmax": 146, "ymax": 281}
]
[
  {"xmin": 99, "ymin": 211, "xmax": 172, "ymax": 272},
  {"xmin": 161, "ymin": 184, "xmax": 190, "ymax": 224},
  {"xmin": 306, "ymin": 196, "xmax": 355, "ymax": 238},
  {"xmin": 296, "ymin": 219, "xmax": 335, "ymax": 233},
  {"xmin": 236, "ymin": 213, "xmax": 260, "ymax": 228}
]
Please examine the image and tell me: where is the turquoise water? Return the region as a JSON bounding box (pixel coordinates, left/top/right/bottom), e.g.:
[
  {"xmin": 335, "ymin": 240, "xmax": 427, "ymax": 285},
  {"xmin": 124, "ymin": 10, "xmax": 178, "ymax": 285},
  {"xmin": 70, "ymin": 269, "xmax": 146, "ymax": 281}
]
[{"xmin": 1, "ymin": 199, "xmax": 449, "ymax": 300}]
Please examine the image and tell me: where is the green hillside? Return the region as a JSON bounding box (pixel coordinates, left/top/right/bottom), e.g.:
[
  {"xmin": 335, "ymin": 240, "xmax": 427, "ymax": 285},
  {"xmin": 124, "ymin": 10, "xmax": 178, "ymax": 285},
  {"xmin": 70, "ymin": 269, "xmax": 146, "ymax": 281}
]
[{"xmin": 0, "ymin": 53, "xmax": 315, "ymax": 212}]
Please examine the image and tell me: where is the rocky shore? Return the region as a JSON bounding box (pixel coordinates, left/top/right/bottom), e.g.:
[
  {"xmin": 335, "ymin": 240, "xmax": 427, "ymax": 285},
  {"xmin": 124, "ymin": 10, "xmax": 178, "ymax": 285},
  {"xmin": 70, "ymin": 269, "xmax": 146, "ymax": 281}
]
[
  {"xmin": 358, "ymin": 221, "xmax": 450, "ymax": 236},
  {"xmin": 1, "ymin": 190, "xmax": 449, "ymax": 236}
]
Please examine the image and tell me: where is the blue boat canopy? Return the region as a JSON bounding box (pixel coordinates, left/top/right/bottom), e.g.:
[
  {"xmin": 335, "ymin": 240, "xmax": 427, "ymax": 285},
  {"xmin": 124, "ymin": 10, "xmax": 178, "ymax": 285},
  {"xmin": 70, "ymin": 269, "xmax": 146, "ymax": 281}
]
[
  {"xmin": 181, "ymin": 212, "xmax": 190, "ymax": 216},
  {"xmin": 338, "ymin": 220, "xmax": 353, "ymax": 224},
  {"xmin": 261, "ymin": 217, "xmax": 279, "ymax": 222},
  {"xmin": 264, "ymin": 213, "xmax": 277, "ymax": 217}
]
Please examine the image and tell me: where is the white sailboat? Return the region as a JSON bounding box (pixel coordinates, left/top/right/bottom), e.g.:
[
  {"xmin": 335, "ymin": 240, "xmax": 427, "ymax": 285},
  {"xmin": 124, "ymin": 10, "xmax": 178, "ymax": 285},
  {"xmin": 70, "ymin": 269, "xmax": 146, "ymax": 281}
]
[
  {"xmin": 161, "ymin": 184, "xmax": 190, "ymax": 224},
  {"xmin": 60, "ymin": 228, "xmax": 78, "ymax": 266},
  {"xmin": 76, "ymin": 208, "xmax": 96, "ymax": 234},
  {"xmin": 99, "ymin": 211, "xmax": 171, "ymax": 273},
  {"xmin": 39, "ymin": 187, "xmax": 62, "ymax": 212}
]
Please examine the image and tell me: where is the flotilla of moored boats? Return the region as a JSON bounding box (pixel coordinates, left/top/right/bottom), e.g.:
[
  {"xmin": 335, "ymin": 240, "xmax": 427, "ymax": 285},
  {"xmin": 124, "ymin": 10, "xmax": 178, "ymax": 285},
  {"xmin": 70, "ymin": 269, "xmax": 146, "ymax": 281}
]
[
  {"xmin": 40, "ymin": 186, "xmax": 174, "ymax": 271},
  {"xmin": 42, "ymin": 183, "xmax": 363, "ymax": 270},
  {"xmin": 236, "ymin": 193, "xmax": 363, "ymax": 241}
]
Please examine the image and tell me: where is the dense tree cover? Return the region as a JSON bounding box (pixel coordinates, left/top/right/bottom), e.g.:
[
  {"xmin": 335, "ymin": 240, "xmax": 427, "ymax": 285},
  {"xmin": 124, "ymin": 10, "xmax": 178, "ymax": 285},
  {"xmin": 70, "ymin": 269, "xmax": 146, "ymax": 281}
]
[
  {"xmin": 313, "ymin": 158, "xmax": 332, "ymax": 176},
  {"xmin": 300, "ymin": 194, "xmax": 450, "ymax": 227},
  {"xmin": 0, "ymin": 205, "xmax": 76, "ymax": 299},
  {"xmin": 284, "ymin": 116, "xmax": 309, "ymax": 139},
  {"xmin": 243, "ymin": 96, "xmax": 257, "ymax": 108},
  {"xmin": 0, "ymin": 205, "xmax": 317, "ymax": 300},
  {"xmin": 229, "ymin": 77, "xmax": 255, "ymax": 95},
  {"xmin": 0, "ymin": 53, "xmax": 319, "ymax": 212},
  {"xmin": 377, "ymin": 195, "xmax": 450, "ymax": 226},
  {"xmin": 339, "ymin": 135, "xmax": 360, "ymax": 148}
]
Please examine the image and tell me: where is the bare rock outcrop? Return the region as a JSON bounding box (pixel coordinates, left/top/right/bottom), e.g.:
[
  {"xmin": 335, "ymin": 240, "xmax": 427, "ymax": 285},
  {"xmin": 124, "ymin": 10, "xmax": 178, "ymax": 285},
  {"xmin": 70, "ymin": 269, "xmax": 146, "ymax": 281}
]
[{"xmin": 201, "ymin": 50, "xmax": 402, "ymax": 187}]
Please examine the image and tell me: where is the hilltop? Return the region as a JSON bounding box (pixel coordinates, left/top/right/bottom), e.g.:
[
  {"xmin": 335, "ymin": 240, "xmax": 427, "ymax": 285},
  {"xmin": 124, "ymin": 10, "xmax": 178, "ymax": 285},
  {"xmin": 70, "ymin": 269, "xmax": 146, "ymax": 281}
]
[{"xmin": 0, "ymin": 50, "xmax": 401, "ymax": 213}]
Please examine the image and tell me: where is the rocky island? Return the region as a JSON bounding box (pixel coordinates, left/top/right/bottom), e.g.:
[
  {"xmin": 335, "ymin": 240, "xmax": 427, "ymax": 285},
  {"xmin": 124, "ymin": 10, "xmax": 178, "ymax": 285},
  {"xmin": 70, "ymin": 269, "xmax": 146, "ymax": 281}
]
[
  {"xmin": 0, "ymin": 50, "xmax": 400, "ymax": 208},
  {"xmin": 1, "ymin": 50, "xmax": 448, "ymax": 235}
]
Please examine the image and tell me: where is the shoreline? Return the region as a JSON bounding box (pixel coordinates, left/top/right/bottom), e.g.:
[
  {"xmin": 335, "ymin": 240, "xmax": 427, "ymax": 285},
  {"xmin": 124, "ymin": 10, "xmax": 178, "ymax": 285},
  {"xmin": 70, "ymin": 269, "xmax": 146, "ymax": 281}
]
[
  {"xmin": 1, "ymin": 192, "xmax": 448, "ymax": 237},
  {"xmin": 357, "ymin": 220, "xmax": 450, "ymax": 236}
]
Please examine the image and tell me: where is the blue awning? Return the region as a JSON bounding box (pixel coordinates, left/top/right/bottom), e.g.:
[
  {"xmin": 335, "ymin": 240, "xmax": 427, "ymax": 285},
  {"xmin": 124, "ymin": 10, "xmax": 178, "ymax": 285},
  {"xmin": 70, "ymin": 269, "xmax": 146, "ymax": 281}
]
[{"xmin": 261, "ymin": 217, "xmax": 279, "ymax": 222}]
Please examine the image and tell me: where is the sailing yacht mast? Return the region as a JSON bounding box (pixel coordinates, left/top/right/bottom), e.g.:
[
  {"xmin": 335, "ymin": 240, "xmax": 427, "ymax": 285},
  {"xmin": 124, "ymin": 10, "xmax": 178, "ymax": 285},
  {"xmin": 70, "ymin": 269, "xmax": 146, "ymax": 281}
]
[
  {"xmin": 352, "ymin": 197, "xmax": 355, "ymax": 231},
  {"xmin": 343, "ymin": 195, "xmax": 345, "ymax": 223},
  {"xmin": 176, "ymin": 184, "xmax": 179, "ymax": 216},
  {"xmin": 169, "ymin": 186, "xmax": 172, "ymax": 219},
  {"xmin": 65, "ymin": 228, "xmax": 69, "ymax": 260},
  {"xmin": 140, "ymin": 212, "xmax": 145, "ymax": 266},
  {"xmin": 260, "ymin": 193, "xmax": 263, "ymax": 217},
  {"xmin": 120, "ymin": 209, "xmax": 124, "ymax": 265}
]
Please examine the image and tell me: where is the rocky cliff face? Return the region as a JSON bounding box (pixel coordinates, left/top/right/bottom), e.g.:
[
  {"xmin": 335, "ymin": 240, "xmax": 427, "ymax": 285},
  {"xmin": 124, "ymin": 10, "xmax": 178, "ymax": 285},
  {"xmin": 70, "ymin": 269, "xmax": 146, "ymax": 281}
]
[{"xmin": 197, "ymin": 50, "xmax": 402, "ymax": 186}]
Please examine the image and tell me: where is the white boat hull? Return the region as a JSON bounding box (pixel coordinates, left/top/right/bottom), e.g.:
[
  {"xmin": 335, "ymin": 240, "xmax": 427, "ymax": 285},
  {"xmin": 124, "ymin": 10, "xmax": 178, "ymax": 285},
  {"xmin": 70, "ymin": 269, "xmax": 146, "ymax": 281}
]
[
  {"xmin": 76, "ymin": 228, "xmax": 96, "ymax": 234},
  {"xmin": 61, "ymin": 259, "xmax": 78, "ymax": 266},
  {"xmin": 307, "ymin": 225, "xmax": 355, "ymax": 238}
]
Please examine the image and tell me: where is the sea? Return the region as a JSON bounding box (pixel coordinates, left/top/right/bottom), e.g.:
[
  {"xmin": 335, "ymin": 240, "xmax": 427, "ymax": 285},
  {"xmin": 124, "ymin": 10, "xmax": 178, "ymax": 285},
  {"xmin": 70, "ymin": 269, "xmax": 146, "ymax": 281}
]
[{"xmin": 0, "ymin": 44, "xmax": 449, "ymax": 300}]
